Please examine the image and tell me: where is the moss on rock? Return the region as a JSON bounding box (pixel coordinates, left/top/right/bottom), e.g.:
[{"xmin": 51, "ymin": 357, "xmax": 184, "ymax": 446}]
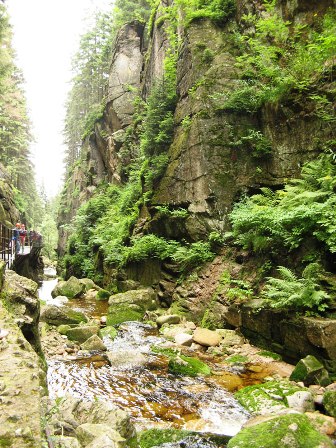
[
  {"xmin": 290, "ymin": 355, "xmax": 330, "ymax": 386},
  {"xmin": 131, "ymin": 429, "xmax": 191, "ymax": 448},
  {"xmin": 99, "ymin": 326, "xmax": 118, "ymax": 340},
  {"xmin": 235, "ymin": 381, "xmax": 307, "ymax": 415},
  {"xmin": 323, "ymin": 390, "xmax": 336, "ymax": 418},
  {"xmin": 168, "ymin": 355, "xmax": 211, "ymax": 377},
  {"xmin": 227, "ymin": 413, "xmax": 333, "ymax": 448}
]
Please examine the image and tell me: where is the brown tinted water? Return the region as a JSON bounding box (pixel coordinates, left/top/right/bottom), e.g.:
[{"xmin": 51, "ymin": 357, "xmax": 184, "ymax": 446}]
[{"xmin": 39, "ymin": 277, "xmax": 273, "ymax": 437}]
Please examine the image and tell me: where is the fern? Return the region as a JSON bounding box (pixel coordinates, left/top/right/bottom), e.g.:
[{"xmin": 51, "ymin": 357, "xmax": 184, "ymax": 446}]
[{"xmin": 264, "ymin": 264, "xmax": 330, "ymax": 311}]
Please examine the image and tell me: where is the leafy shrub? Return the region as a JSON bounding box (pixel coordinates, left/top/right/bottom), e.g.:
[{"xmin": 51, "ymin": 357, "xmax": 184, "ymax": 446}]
[
  {"xmin": 124, "ymin": 235, "xmax": 180, "ymax": 264},
  {"xmin": 178, "ymin": 0, "xmax": 236, "ymax": 26},
  {"xmin": 171, "ymin": 241, "xmax": 215, "ymax": 271},
  {"xmin": 263, "ymin": 264, "xmax": 330, "ymax": 312}
]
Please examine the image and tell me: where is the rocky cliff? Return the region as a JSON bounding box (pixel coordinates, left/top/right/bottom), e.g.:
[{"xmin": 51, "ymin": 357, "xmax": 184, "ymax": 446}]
[{"xmin": 58, "ymin": 0, "xmax": 335, "ymax": 282}]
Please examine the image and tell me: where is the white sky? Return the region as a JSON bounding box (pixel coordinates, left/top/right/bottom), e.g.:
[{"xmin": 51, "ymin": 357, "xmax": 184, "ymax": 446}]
[{"xmin": 7, "ymin": 0, "xmax": 112, "ymax": 198}]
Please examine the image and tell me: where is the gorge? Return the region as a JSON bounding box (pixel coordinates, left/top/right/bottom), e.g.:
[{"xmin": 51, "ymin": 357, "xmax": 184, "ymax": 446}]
[{"xmin": 0, "ymin": 0, "xmax": 336, "ymax": 446}]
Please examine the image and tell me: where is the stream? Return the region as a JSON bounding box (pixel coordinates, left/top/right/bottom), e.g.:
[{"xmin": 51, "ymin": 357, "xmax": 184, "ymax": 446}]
[{"xmin": 38, "ymin": 271, "xmax": 275, "ymax": 444}]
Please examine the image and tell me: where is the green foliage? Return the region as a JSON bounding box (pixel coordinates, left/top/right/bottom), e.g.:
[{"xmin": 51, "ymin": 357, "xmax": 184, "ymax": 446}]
[
  {"xmin": 230, "ymin": 128, "xmax": 272, "ymax": 158},
  {"xmin": 226, "ymin": 354, "xmax": 249, "ymax": 363},
  {"xmin": 168, "ymin": 354, "xmax": 212, "ymax": 376},
  {"xmin": 140, "ymin": 78, "xmax": 177, "ymax": 157},
  {"xmin": 263, "ymin": 264, "xmax": 330, "ymax": 312},
  {"xmin": 133, "ymin": 429, "xmax": 191, "ymax": 448},
  {"xmin": 155, "ymin": 205, "xmax": 189, "ymax": 219},
  {"xmin": 257, "ymin": 350, "xmax": 282, "ymax": 360},
  {"xmin": 230, "ymin": 155, "xmax": 336, "ymax": 255},
  {"xmin": 177, "ymin": 0, "xmax": 236, "ymax": 26},
  {"xmin": 221, "ymin": 7, "xmax": 336, "ymax": 114},
  {"xmin": 171, "ymin": 241, "xmax": 215, "ymax": 271}
]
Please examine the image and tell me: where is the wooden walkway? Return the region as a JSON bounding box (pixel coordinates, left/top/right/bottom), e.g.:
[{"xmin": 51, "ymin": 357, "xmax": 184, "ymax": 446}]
[{"xmin": 0, "ymin": 223, "xmax": 42, "ymax": 269}]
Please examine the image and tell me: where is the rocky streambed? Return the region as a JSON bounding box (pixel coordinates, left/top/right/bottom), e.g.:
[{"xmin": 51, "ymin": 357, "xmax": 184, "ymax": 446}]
[{"xmin": 35, "ymin": 274, "xmax": 336, "ymax": 447}]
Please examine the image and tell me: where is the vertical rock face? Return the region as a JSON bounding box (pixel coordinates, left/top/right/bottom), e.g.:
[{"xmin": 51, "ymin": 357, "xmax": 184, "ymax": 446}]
[
  {"xmin": 59, "ymin": 0, "xmax": 335, "ymax": 263},
  {"xmin": 108, "ymin": 21, "xmax": 144, "ymax": 128}
]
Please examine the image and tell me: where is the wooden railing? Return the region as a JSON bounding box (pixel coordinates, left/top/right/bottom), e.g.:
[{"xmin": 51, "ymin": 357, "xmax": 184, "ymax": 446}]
[{"xmin": 0, "ymin": 223, "xmax": 15, "ymax": 268}]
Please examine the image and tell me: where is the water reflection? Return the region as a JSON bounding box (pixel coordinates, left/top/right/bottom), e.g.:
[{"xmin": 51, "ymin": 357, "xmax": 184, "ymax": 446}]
[{"xmin": 47, "ymin": 323, "xmax": 249, "ymax": 436}]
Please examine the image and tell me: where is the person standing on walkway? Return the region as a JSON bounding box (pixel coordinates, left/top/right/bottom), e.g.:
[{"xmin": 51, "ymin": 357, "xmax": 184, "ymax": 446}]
[
  {"xmin": 12, "ymin": 223, "xmax": 20, "ymax": 254},
  {"xmin": 19, "ymin": 223, "xmax": 27, "ymax": 254}
]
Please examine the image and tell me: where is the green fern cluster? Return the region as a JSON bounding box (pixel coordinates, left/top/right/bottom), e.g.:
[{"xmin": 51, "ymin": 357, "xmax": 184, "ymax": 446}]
[
  {"xmin": 230, "ymin": 155, "xmax": 336, "ymax": 254},
  {"xmin": 264, "ymin": 264, "xmax": 330, "ymax": 312}
]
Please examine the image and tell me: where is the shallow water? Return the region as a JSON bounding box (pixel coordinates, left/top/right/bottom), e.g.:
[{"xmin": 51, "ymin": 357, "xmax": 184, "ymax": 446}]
[
  {"xmin": 39, "ymin": 273, "xmax": 265, "ymax": 438},
  {"xmin": 47, "ymin": 321, "xmax": 250, "ymax": 435}
]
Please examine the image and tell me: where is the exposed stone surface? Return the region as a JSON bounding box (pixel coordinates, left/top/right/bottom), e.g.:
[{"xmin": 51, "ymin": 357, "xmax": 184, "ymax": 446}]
[
  {"xmin": 174, "ymin": 332, "xmax": 194, "ymax": 346},
  {"xmin": 107, "ymin": 288, "xmax": 158, "ymax": 325},
  {"xmin": 76, "ymin": 424, "xmax": 126, "ymax": 448},
  {"xmin": 51, "ymin": 276, "xmax": 85, "ymax": 299},
  {"xmin": 193, "ymin": 327, "xmax": 222, "ymax": 347},
  {"xmin": 44, "ymin": 396, "xmax": 135, "ymax": 446},
  {"xmin": 2, "ymin": 269, "xmax": 42, "ymax": 354},
  {"xmin": 0, "ymin": 302, "xmax": 44, "ymax": 447},
  {"xmin": 80, "ymin": 334, "xmax": 107, "ymax": 351},
  {"xmin": 66, "ymin": 324, "xmax": 100, "ymax": 343},
  {"xmin": 290, "ymin": 355, "xmax": 330, "ymax": 386},
  {"xmin": 40, "ymin": 304, "xmax": 88, "ymax": 326},
  {"xmin": 286, "ymin": 391, "xmax": 315, "ymax": 412},
  {"xmin": 157, "ymin": 314, "xmax": 181, "ymax": 326}
]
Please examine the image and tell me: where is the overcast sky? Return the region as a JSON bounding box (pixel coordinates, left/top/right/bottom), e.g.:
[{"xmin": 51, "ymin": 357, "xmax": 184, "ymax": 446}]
[{"xmin": 7, "ymin": 0, "xmax": 112, "ymax": 198}]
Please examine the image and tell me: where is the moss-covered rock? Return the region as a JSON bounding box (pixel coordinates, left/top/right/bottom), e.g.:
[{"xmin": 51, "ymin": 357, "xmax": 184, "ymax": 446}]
[
  {"xmin": 130, "ymin": 429, "xmax": 191, "ymax": 448},
  {"xmin": 168, "ymin": 355, "xmax": 212, "ymax": 377},
  {"xmin": 96, "ymin": 289, "xmax": 110, "ymax": 301},
  {"xmin": 57, "ymin": 324, "xmax": 72, "ymax": 335},
  {"xmin": 40, "ymin": 305, "xmax": 88, "ymax": 326},
  {"xmin": 51, "ymin": 276, "xmax": 85, "ymax": 299},
  {"xmin": 107, "ymin": 288, "xmax": 158, "ymax": 325},
  {"xmin": 99, "ymin": 326, "xmax": 118, "ymax": 340},
  {"xmin": 80, "ymin": 335, "xmax": 107, "ymax": 351},
  {"xmin": 235, "ymin": 381, "xmax": 308, "ymax": 415},
  {"xmin": 290, "ymin": 355, "xmax": 330, "ymax": 386},
  {"xmin": 323, "ymin": 390, "xmax": 336, "ymax": 418},
  {"xmin": 66, "ymin": 325, "xmax": 100, "ymax": 343},
  {"xmin": 152, "ymin": 344, "xmax": 211, "ymax": 377},
  {"xmin": 227, "ymin": 413, "xmax": 333, "ymax": 448}
]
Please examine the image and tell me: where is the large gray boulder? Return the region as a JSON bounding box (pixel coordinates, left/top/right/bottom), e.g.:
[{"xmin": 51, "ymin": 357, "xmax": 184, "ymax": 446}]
[
  {"xmin": 107, "ymin": 288, "xmax": 157, "ymax": 326},
  {"xmin": 40, "ymin": 305, "xmax": 88, "ymax": 327},
  {"xmin": 66, "ymin": 325, "xmax": 100, "ymax": 344},
  {"xmin": 51, "ymin": 276, "xmax": 85, "ymax": 299}
]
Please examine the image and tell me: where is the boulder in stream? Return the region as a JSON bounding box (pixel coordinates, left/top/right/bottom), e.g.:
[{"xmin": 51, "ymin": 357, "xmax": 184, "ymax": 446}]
[
  {"xmin": 80, "ymin": 334, "xmax": 107, "ymax": 351},
  {"xmin": 193, "ymin": 327, "xmax": 222, "ymax": 347},
  {"xmin": 290, "ymin": 355, "xmax": 330, "ymax": 386},
  {"xmin": 40, "ymin": 305, "xmax": 88, "ymax": 326},
  {"xmin": 107, "ymin": 288, "xmax": 158, "ymax": 326},
  {"xmin": 51, "ymin": 276, "xmax": 90, "ymax": 299},
  {"xmin": 76, "ymin": 423, "xmax": 126, "ymax": 448},
  {"xmin": 66, "ymin": 324, "xmax": 100, "ymax": 343},
  {"xmin": 227, "ymin": 413, "xmax": 333, "ymax": 448}
]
